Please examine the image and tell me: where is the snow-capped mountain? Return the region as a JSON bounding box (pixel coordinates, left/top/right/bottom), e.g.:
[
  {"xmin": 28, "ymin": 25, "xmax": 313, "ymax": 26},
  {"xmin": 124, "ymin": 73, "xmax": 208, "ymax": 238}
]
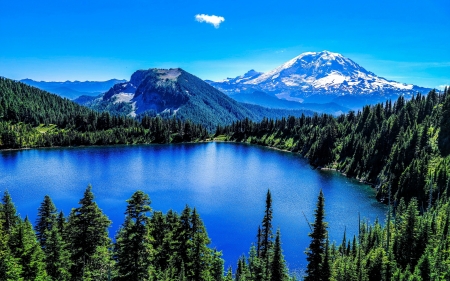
[{"xmin": 207, "ymin": 51, "xmax": 431, "ymax": 106}]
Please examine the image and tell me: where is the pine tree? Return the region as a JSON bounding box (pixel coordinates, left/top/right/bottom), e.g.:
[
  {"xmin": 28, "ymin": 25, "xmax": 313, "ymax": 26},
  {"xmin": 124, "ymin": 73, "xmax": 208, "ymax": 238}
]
[
  {"xmin": 248, "ymin": 244, "xmax": 263, "ymax": 281},
  {"xmin": 256, "ymin": 226, "xmax": 262, "ymax": 257},
  {"xmin": 35, "ymin": 195, "xmax": 71, "ymax": 280},
  {"xmin": 305, "ymin": 189, "xmax": 328, "ymax": 281},
  {"xmin": 35, "ymin": 195, "xmax": 57, "ymax": 247},
  {"xmin": 114, "ymin": 190, "xmax": 154, "ymax": 281},
  {"xmin": 190, "ymin": 208, "xmax": 213, "ymax": 281},
  {"xmin": 270, "ymin": 229, "xmax": 287, "ymax": 281},
  {"xmin": 9, "ymin": 218, "xmax": 48, "ymax": 280},
  {"xmin": 225, "ymin": 266, "xmax": 233, "ymax": 281},
  {"xmin": 67, "ymin": 185, "xmax": 112, "ymax": 280},
  {"xmin": 211, "ymin": 250, "xmax": 225, "ymax": 281},
  {"xmin": 56, "ymin": 211, "xmax": 67, "ymax": 238},
  {"xmin": 261, "ymin": 190, "xmax": 273, "ymax": 260},
  {"xmin": 0, "ymin": 209, "xmax": 23, "ymax": 280},
  {"xmin": 1, "ymin": 190, "xmax": 19, "ymax": 232},
  {"xmin": 44, "ymin": 224, "xmax": 72, "ymax": 280},
  {"xmin": 322, "ymin": 237, "xmax": 331, "ymax": 281}
]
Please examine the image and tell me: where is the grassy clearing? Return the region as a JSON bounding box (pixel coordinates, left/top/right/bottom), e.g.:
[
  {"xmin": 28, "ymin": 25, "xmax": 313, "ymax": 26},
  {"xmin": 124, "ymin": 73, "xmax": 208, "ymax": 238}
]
[{"xmin": 35, "ymin": 124, "xmax": 57, "ymax": 133}]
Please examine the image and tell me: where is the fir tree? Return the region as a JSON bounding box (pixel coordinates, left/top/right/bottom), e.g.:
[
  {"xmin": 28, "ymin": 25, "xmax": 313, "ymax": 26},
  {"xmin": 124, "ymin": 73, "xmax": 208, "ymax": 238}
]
[
  {"xmin": 190, "ymin": 208, "xmax": 213, "ymax": 281},
  {"xmin": 1, "ymin": 190, "xmax": 19, "ymax": 232},
  {"xmin": 67, "ymin": 185, "xmax": 112, "ymax": 280},
  {"xmin": 260, "ymin": 190, "xmax": 273, "ymax": 268},
  {"xmin": 0, "ymin": 210, "xmax": 23, "ymax": 280},
  {"xmin": 305, "ymin": 189, "xmax": 328, "ymax": 281},
  {"xmin": 225, "ymin": 266, "xmax": 233, "ymax": 281},
  {"xmin": 9, "ymin": 218, "xmax": 48, "ymax": 280},
  {"xmin": 270, "ymin": 229, "xmax": 287, "ymax": 281},
  {"xmin": 44, "ymin": 224, "xmax": 71, "ymax": 281},
  {"xmin": 114, "ymin": 190, "xmax": 154, "ymax": 281},
  {"xmin": 35, "ymin": 195, "xmax": 57, "ymax": 247}
]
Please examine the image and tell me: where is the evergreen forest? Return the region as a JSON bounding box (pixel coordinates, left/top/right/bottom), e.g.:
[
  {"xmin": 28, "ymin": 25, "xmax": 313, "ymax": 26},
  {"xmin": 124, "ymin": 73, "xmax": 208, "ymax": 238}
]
[
  {"xmin": 216, "ymin": 87, "xmax": 450, "ymax": 206},
  {"xmin": 0, "ymin": 77, "xmax": 209, "ymax": 149},
  {"xmin": 2, "ymin": 76, "xmax": 450, "ymax": 279}
]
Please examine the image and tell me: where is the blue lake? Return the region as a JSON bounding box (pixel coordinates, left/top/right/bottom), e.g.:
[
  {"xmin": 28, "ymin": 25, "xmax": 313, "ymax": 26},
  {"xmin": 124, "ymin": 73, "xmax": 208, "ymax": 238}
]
[{"xmin": 0, "ymin": 142, "xmax": 386, "ymax": 271}]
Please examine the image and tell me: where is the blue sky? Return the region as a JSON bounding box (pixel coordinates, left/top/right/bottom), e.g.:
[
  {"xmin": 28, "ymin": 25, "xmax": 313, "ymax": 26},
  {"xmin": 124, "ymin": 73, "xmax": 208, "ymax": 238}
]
[{"xmin": 1, "ymin": 0, "xmax": 449, "ymax": 88}]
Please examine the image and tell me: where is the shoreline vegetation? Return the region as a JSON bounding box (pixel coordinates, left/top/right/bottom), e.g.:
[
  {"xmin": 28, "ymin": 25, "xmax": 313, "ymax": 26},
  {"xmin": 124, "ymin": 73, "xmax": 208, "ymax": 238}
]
[
  {"xmin": 2, "ymin": 76, "xmax": 450, "ymax": 279},
  {"xmin": 2, "ymin": 178, "xmax": 450, "ymax": 280},
  {"xmin": 3, "ymin": 76, "xmax": 450, "ymax": 206},
  {"xmin": 214, "ymin": 87, "xmax": 450, "ymax": 207}
]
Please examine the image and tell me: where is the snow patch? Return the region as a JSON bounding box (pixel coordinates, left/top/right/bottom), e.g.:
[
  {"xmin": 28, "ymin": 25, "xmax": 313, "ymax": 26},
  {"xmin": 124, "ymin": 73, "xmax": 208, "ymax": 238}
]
[{"xmin": 113, "ymin": 92, "xmax": 134, "ymax": 104}]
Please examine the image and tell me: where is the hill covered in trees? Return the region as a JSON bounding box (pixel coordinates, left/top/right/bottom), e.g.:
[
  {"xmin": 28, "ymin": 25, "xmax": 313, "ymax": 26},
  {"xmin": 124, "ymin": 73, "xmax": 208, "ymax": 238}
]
[
  {"xmin": 75, "ymin": 68, "xmax": 313, "ymax": 130},
  {"xmin": 0, "ymin": 77, "xmax": 209, "ymax": 149},
  {"xmin": 216, "ymin": 88, "xmax": 450, "ymax": 206}
]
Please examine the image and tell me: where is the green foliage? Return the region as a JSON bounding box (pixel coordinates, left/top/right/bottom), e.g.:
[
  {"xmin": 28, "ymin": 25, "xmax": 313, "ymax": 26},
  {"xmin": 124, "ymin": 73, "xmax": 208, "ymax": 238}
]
[
  {"xmin": 271, "ymin": 230, "xmax": 288, "ymax": 281},
  {"xmin": 318, "ymin": 186, "xmax": 450, "ymax": 280},
  {"xmin": 36, "ymin": 195, "xmax": 71, "ymax": 280},
  {"xmin": 1, "ymin": 190, "xmax": 19, "ymax": 233},
  {"xmin": 0, "ymin": 77, "xmax": 209, "ymax": 150},
  {"xmin": 8, "ymin": 219, "xmax": 48, "ymax": 280},
  {"xmin": 219, "ymin": 88, "xmax": 450, "ymax": 204},
  {"xmin": 234, "ymin": 190, "xmax": 293, "ymax": 281},
  {"xmin": 66, "ymin": 185, "xmax": 112, "ymax": 280},
  {"xmin": 114, "ymin": 191, "xmax": 154, "ymax": 280},
  {"xmin": 305, "ymin": 189, "xmax": 328, "ymax": 281}
]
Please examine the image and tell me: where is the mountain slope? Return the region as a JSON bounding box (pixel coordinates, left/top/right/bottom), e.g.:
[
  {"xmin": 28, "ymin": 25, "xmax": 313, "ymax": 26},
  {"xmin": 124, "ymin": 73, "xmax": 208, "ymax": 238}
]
[
  {"xmin": 20, "ymin": 79, "xmax": 126, "ymax": 99},
  {"xmin": 208, "ymin": 51, "xmax": 432, "ymax": 108},
  {"xmin": 78, "ymin": 68, "xmax": 313, "ymax": 129},
  {"xmin": 0, "ymin": 77, "xmax": 210, "ymax": 149}
]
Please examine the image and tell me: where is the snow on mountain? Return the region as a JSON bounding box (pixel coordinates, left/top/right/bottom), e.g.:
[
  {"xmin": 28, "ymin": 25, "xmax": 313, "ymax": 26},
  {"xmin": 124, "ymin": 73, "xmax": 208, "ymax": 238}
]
[{"xmin": 207, "ymin": 51, "xmax": 430, "ymax": 105}]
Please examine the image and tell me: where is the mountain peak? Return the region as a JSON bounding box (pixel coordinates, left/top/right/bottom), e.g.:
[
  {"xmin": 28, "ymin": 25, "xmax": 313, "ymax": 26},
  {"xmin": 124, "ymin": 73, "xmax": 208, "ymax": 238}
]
[{"xmin": 207, "ymin": 50, "xmax": 430, "ymax": 104}]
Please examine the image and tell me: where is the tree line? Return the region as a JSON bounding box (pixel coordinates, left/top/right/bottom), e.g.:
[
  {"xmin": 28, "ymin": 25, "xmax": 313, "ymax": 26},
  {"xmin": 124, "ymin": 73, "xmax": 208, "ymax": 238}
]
[
  {"xmin": 302, "ymin": 185, "xmax": 450, "ymax": 280},
  {"xmin": 0, "ymin": 77, "xmax": 208, "ymax": 149},
  {"xmin": 0, "ymin": 186, "xmax": 225, "ymax": 280},
  {"xmin": 3, "ymin": 184, "xmax": 449, "ymax": 280},
  {"xmin": 216, "ymin": 88, "xmax": 450, "ymax": 206}
]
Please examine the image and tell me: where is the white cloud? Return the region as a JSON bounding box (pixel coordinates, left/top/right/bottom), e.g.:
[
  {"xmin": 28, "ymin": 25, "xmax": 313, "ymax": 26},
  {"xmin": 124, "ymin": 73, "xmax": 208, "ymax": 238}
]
[
  {"xmin": 438, "ymin": 85, "xmax": 450, "ymax": 90},
  {"xmin": 195, "ymin": 14, "xmax": 225, "ymax": 28}
]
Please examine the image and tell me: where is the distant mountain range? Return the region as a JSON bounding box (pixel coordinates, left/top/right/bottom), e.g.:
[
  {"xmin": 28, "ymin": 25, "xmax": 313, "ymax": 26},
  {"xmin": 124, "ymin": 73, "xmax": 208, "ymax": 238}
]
[
  {"xmin": 20, "ymin": 79, "xmax": 126, "ymax": 99},
  {"xmin": 75, "ymin": 68, "xmax": 313, "ymax": 129},
  {"xmin": 207, "ymin": 51, "xmax": 432, "ymax": 110},
  {"xmin": 19, "ymin": 51, "xmax": 433, "ymax": 115}
]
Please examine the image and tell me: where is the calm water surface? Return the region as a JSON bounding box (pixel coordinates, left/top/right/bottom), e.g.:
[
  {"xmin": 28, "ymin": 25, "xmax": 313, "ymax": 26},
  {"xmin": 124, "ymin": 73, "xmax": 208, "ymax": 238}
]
[{"xmin": 0, "ymin": 142, "xmax": 386, "ymax": 270}]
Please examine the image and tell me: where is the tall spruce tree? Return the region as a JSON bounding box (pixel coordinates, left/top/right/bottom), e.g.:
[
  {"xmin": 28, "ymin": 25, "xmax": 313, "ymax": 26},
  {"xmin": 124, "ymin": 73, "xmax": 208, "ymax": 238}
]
[
  {"xmin": 56, "ymin": 211, "xmax": 67, "ymax": 237},
  {"xmin": 1, "ymin": 190, "xmax": 19, "ymax": 232},
  {"xmin": 0, "ymin": 206, "xmax": 23, "ymax": 279},
  {"xmin": 260, "ymin": 190, "xmax": 273, "ymax": 260},
  {"xmin": 35, "ymin": 195, "xmax": 71, "ymax": 280},
  {"xmin": 9, "ymin": 218, "xmax": 48, "ymax": 280},
  {"xmin": 67, "ymin": 185, "xmax": 112, "ymax": 280},
  {"xmin": 270, "ymin": 229, "xmax": 288, "ymax": 281},
  {"xmin": 260, "ymin": 189, "xmax": 274, "ymax": 280},
  {"xmin": 45, "ymin": 223, "xmax": 71, "ymax": 281},
  {"xmin": 305, "ymin": 189, "xmax": 328, "ymax": 281},
  {"xmin": 35, "ymin": 195, "xmax": 57, "ymax": 247},
  {"xmin": 189, "ymin": 207, "xmax": 213, "ymax": 281},
  {"xmin": 114, "ymin": 190, "xmax": 154, "ymax": 281}
]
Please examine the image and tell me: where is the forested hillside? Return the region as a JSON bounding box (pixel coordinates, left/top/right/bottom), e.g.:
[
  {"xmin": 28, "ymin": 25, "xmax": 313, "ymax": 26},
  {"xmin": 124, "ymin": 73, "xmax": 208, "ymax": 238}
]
[
  {"xmin": 0, "ymin": 77, "xmax": 208, "ymax": 149},
  {"xmin": 216, "ymin": 88, "xmax": 450, "ymax": 206},
  {"xmin": 300, "ymin": 188, "xmax": 450, "ymax": 281}
]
